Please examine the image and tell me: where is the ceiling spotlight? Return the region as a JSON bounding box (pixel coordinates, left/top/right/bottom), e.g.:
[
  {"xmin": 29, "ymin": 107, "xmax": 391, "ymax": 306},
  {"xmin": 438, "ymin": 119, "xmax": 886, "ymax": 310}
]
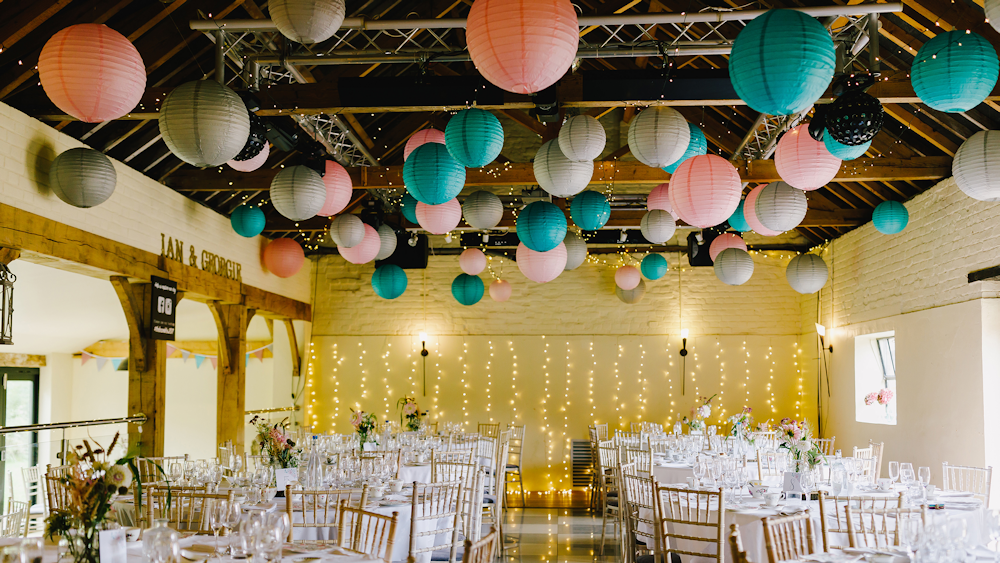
[
  {"xmin": 445, "ymin": 233, "xmax": 453, "ymax": 243},
  {"xmin": 483, "ymin": 233, "xmax": 490, "ymax": 243},
  {"xmin": 408, "ymin": 233, "xmax": 418, "ymax": 247},
  {"xmin": 619, "ymin": 230, "xmax": 628, "ymax": 243},
  {"xmin": 695, "ymin": 232, "xmax": 704, "ymax": 243}
]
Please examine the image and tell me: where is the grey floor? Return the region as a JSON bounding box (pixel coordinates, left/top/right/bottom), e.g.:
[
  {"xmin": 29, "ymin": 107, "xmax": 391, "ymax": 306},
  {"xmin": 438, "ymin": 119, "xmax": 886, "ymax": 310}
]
[{"xmin": 501, "ymin": 508, "xmax": 620, "ymax": 562}]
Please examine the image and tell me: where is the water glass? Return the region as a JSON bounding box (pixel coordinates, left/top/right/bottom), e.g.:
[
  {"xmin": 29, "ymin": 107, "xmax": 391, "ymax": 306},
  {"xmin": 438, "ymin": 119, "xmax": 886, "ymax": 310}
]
[
  {"xmin": 918, "ymin": 466, "xmax": 931, "ymax": 487},
  {"xmin": 888, "ymin": 461, "xmax": 900, "ymax": 484},
  {"xmin": 19, "ymin": 539, "xmax": 42, "ymax": 563}
]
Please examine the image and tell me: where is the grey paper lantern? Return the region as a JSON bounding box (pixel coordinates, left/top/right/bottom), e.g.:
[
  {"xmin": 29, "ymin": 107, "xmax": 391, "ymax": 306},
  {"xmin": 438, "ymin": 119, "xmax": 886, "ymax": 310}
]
[
  {"xmin": 462, "ymin": 190, "xmax": 504, "ymax": 229},
  {"xmin": 329, "ymin": 214, "xmax": 365, "ymax": 248},
  {"xmin": 627, "ymin": 107, "xmax": 690, "ymax": 168},
  {"xmin": 49, "ymin": 147, "xmax": 117, "ymax": 208},
  {"xmin": 755, "ymin": 181, "xmax": 808, "ymax": 232},
  {"xmin": 564, "ymin": 231, "xmax": 588, "ymax": 270},
  {"xmin": 786, "ymin": 253, "xmax": 829, "ymax": 294},
  {"xmin": 558, "ymin": 115, "xmax": 607, "ymax": 162},
  {"xmin": 714, "ymin": 248, "xmax": 754, "ymax": 286},
  {"xmin": 954, "ymin": 131, "xmax": 1000, "ymax": 202},
  {"xmin": 640, "ymin": 210, "xmax": 677, "ymax": 244},
  {"xmin": 375, "ymin": 224, "xmax": 398, "ymax": 261},
  {"xmin": 270, "ymin": 165, "xmax": 326, "ymax": 221},
  {"xmin": 533, "ymin": 140, "xmax": 594, "ymax": 197},
  {"xmin": 158, "ymin": 80, "xmax": 249, "ymax": 167},
  {"xmin": 616, "ymin": 278, "xmax": 646, "ymax": 304},
  {"xmin": 269, "ymin": 0, "xmax": 346, "ymax": 44}
]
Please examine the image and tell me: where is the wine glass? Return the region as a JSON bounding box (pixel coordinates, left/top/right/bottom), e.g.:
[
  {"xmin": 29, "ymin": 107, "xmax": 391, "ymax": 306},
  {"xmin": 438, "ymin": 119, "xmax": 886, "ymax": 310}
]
[
  {"xmin": 888, "ymin": 461, "xmax": 900, "ymax": 485},
  {"xmin": 692, "ymin": 460, "xmax": 706, "ymax": 487},
  {"xmin": 722, "ymin": 465, "xmax": 739, "ymax": 502},
  {"xmin": 168, "ymin": 462, "xmax": 183, "ymax": 484},
  {"xmin": 900, "ymin": 462, "xmax": 915, "ymax": 480},
  {"xmin": 209, "ymin": 500, "xmax": 228, "ymax": 557},
  {"xmin": 19, "ymin": 538, "xmax": 43, "ymax": 563},
  {"xmin": 918, "ymin": 466, "xmax": 931, "ymax": 487},
  {"xmin": 225, "ymin": 502, "xmax": 242, "ymax": 555},
  {"xmin": 183, "ymin": 460, "xmax": 196, "ymax": 485}
]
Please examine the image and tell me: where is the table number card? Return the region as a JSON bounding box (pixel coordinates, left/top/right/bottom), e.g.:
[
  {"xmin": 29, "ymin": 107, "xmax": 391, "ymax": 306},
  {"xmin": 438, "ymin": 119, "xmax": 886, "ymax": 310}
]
[
  {"xmin": 98, "ymin": 528, "xmax": 127, "ymax": 563},
  {"xmin": 275, "ymin": 468, "xmax": 298, "ymax": 490},
  {"xmin": 782, "ymin": 472, "xmax": 803, "ymax": 495}
]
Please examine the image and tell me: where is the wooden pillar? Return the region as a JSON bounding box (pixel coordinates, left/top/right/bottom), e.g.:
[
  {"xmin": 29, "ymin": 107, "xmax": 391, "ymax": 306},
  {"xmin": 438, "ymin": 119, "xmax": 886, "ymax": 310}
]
[{"xmin": 210, "ymin": 302, "xmax": 255, "ymax": 451}]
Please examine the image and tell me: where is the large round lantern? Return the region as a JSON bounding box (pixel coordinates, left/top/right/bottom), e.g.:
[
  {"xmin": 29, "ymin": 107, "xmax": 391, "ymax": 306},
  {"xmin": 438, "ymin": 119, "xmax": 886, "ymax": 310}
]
[
  {"xmin": 627, "ymin": 107, "xmax": 691, "ymax": 168},
  {"xmin": 533, "ymin": 140, "xmax": 594, "ymax": 197},
  {"xmin": 159, "ymin": 80, "xmax": 249, "ymax": 167},
  {"xmin": 416, "ymin": 199, "xmax": 462, "ymax": 235},
  {"xmin": 755, "ymin": 181, "xmax": 808, "ymax": 232},
  {"xmin": 743, "ymin": 185, "xmax": 782, "ymax": 236},
  {"xmin": 330, "ymin": 214, "xmax": 365, "ymax": 248},
  {"xmin": 462, "ymin": 190, "xmax": 504, "ymax": 229},
  {"xmin": 263, "ymin": 238, "xmax": 305, "ymax": 278},
  {"xmin": 460, "ymin": 248, "xmax": 488, "ymax": 275},
  {"xmin": 445, "ymin": 108, "xmax": 504, "ymax": 168},
  {"xmin": 516, "ymin": 201, "xmax": 567, "ymax": 252},
  {"xmin": 339, "ymin": 224, "xmax": 380, "ymax": 264},
  {"xmin": 375, "ymin": 224, "xmax": 398, "ymax": 261},
  {"xmin": 490, "ymin": 279, "xmax": 512, "ymax": 302},
  {"xmin": 570, "ymin": 190, "xmax": 610, "ymax": 230},
  {"xmin": 728, "ymin": 201, "xmax": 752, "ymax": 232},
  {"xmin": 825, "ymin": 91, "xmax": 884, "ymax": 146},
  {"xmin": 729, "ymin": 9, "xmax": 836, "ymax": 115},
  {"xmin": 39, "ymin": 24, "xmax": 145, "ymax": 123},
  {"xmin": 708, "ymin": 233, "xmax": 747, "ymax": 261},
  {"xmin": 270, "ymin": 165, "xmax": 327, "ymax": 221},
  {"xmin": 452, "ymin": 274, "xmax": 485, "ymax": 306},
  {"xmin": 516, "ymin": 242, "xmax": 567, "ymax": 283},
  {"xmin": 466, "ymin": 0, "xmax": 579, "ymax": 94},
  {"xmin": 564, "ymin": 232, "xmax": 588, "ymax": 270},
  {"xmin": 401, "ymin": 193, "xmax": 420, "ymax": 224},
  {"xmin": 616, "ymin": 279, "xmax": 646, "ymax": 304},
  {"xmin": 372, "ymin": 264, "xmax": 408, "ymax": 299},
  {"xmin": 404, "ymin": 129, "xmax": 446, "ymax": 160},
  {"xmin": 269, "ymin": 0, "xmax": 346, "ymax": 44},
  {"xmin": 824, "ymin": 133, "xmax": 871, "ymax": 161},
  {"xmin": 911, "ymin": 30, "xmax": 999, "ymax": 112},
  {"xmin": 231, "ymin": 205, "xmax": 266, "ymax": 238},
  {"xmin": 228, "ymin": 142, "xmax": 269, "ymax": 172},
  {"xmin": 647, "ymin": 183, "xmax": 676, "ymax": 218},
  {"xmin": 615, "ymin": 265, "xmax": 641, "ymax": 290},
  {"xmin": 558, "ymin": 115, "xmax": 607, "ymax": 162},
  {"xmin": 640, "ymin": 254, "xmax": 668, "ymax": 280},
  {"xmin": 953, "ymin": 131, "xmax": 1000, "ymax": 201},
  {"xmin": 48, "ymin": 147, "xmax": 117, "ymax": 208},
  {"xmin": 668, "ymin": 154, "xmax": 742, "ymax": 228},
  {"xmin": 872, "ymin": 201, "xmax": 909, "ymax": 234},
  {"xmin": 664, "ymin": 123, "xmax": 708, "ymax": 174},
  {"xmin": 403, "ymin": 143, "xmax": 466, "ymax": 205},
  {"xmin": 640, "ymin": 210, "xmax": 677, "ymax": 244},
  {"xmin": 775, "ymin": 125, "xmax": 841, "ymax": 190},
  {"xmin": 786, "ymin": 254, "xmax": 828, "ymax": 294},
  {"xmin": 714, "ymin": 248, "xmax": 754, "ymax": 286},
  {"xmin": 317, "ymin": 161, "xmax": 353, "ymax": 217}
]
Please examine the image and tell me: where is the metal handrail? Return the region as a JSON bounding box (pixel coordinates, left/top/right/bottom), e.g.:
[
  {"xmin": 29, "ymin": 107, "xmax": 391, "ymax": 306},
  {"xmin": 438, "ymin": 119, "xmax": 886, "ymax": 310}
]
[
  {"xmin": 245, "ymin": 406, "xmax": 299, "ymax": 416},
  {"xmin": 0, "ymin": 414, "xmax": 147, "ymax": 435}
]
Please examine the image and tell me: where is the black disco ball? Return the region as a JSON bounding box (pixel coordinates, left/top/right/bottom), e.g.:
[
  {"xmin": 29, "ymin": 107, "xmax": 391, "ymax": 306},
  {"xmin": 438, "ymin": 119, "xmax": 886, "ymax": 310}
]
[
  {"xmin": 808, "ymin": 106, "xmax": 826, "ymax": 142},
  {"xmin": 825, "ymin": 90, "xmax": 884, "ymax": 146},
  {"xmin": 232, "ymin": 112, "xmax": 267, "ymax": 161}
]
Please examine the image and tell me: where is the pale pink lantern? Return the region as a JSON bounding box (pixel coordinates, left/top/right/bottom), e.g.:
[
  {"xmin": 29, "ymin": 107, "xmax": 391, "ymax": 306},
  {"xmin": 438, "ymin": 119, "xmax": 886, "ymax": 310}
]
[
  {"xmin": 647, "ymin": 183, "xmax": 677, "ymax": 218},
  {"xmin": 775, "ymin": 124, "xmax": 842, "ymax": 191},
  {"xmin": 459, "ymin": 248, "xmax": 488, "ymax": 275},
  {"xmin": 668, "ymin": 154, "xmax": 742, "ymax": 228},
  {"xmin": 416, "ymin": 199, "xmax": 462, "ymax": 235},
  {"xmin": 404, "ymin": 129, "xmax": 446, "ymax": 160},
  {"xmin": 490, "ymin": 279, "xmax": 512, "ymax": 302},
  {"xmin": 516, "ymin": 242, "xmax": 567, "ymax": 283},
  {"xmin": 339, "ymin": 224, "xmax": 380, "ymax": 264},
  {"xmin": 615, "ymin": 265, "xmax": 641, "ymax": 290},
  {"xmin": 38, "ymin": 24, "xmax": 146, "ymax": 123},
  {"xmin": 262, "ymin": 238, "xmax": 305, "ymax": 278},
  {"xmin": 228, "ymin": 142, "xmax": 270, "ymax": 172},
  {"xmin": 466, "ymin": 0, "xmax": 579, "ymax": 94},
  {"xmin": 317, "ymin": 161, "xmax": 353, "ymax": 217},
  {"xmin": 709, "ymin": 232, "xmax": 748, "ymax": 261},
  {"xmin": 744, "ymin": 185, "xmax": 783, "ymax": 236}
]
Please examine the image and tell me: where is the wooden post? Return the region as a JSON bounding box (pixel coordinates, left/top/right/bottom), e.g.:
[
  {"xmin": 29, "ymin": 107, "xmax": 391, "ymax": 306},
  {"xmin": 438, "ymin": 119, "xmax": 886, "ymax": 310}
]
[{"xmin": 210, "ymin": 302, "xmax": 255, "ymax": 451}]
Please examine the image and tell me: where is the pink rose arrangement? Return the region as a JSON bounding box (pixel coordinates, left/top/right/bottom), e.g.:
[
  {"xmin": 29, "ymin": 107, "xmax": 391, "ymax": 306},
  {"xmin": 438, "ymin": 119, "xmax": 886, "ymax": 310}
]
[
  {"xmin": 250, "ymin": 415, "xmax": 298, "ymax": 468},
  {"xmin": 877, "ymin": 388, "xmax": 894, "ymax": 405},
  {"xmin": 351, "ymin": 408, "xmax": 378, "ymax": 445},
  {"xmin": 777, "ymin": 418, "xmax": 823, "ymax": 469},
  {"xmin": 864, "ymin": 392, "xmax": 878, "ymax": 406},
  {"xmin": 396, "ymin": 396, "xmax": 423, "ymax": 431}
]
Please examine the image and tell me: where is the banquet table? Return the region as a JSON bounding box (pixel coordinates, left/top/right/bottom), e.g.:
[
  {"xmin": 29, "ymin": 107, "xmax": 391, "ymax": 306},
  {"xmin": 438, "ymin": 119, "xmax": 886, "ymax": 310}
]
[{"xmin": 397, "ymin": 463, "xmax": 432, "ymax": 484}]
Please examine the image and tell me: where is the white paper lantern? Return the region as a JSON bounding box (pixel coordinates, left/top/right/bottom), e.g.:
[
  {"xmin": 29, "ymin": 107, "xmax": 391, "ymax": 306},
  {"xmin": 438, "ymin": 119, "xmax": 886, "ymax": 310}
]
[
  {"xmin": 533, "ymin": 140, "xmax": 594, "ymax": 197},
  {"xmin": 48, "ymin": 147, "xmax": 117, "ymax": 208},
  {"xmin": 416, "ymin": 199, "xmax": 462, "ymax": 235},
  {"xmin": 640, "ymin": 210, "xmax": 677, "ymax": 244},
  {"xmin": 627, "ymin": 107, "xmax": 690, "ymax": 168},
  {"xmin": 375, "ymin": 224, "xmax": 397, "ymax": 261},
  {"xmin": 754, "ymin": 181, "xmax": 808, "ymax": 232},
  {"xmin": 330, "ymin": 214, "xmax": 365, "ymax": 248},
  {"xmin": 616, "ymin": 278, "xmax": 646, "ymax": 304},
  {"xmin": 563, "ymin": 232, "xmax": 588, "ymax": 270},
  {"xmin": 714, "ymin": 248, "xmax": 754, "ymax": 286},
  {"xmin": 786, "ymin": 253, "xmax": 829, "ymax": 294},
  {"xmin": 270, "ymin": 165, "xmax": 327, "ymax": 221},
  {"xmin": 954, "ymin": 131, "xmax": 1000, "ymax": 202},
  {"xmin": 462, "ymin": 190, "xmax": 504, "ymax": 229},
  {"xmin": 269, "ymin": 0, "xmax": 346, "ymax": 44},
  {"xmin": 558, "ymin": 115, "xmax": 606, "ymax": 162},
  {"xmin": 158, "ymin": 80, "xmax": 249, "ymax": 167},
  {"xmin": 989, "ymin": 0, "xmax": 1000, "ymax": 33}
]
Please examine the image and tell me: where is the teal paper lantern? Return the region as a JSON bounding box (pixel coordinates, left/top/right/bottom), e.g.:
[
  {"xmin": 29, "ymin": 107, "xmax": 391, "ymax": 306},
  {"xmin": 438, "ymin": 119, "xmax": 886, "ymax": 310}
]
[
  {"xmin": 372, "ymin": 265, "xmax": 408, "ymax": 299},
  {"xmin": 231, "ymin": 205, "xmax": 265, "ymax": 237},
  {"xmin": 403, "ymin": 143, "xmax": 466, "ymax": 205},
  {"xmin": 872, "ymin": 201, "xmax": 908, "ymax": 234},
  {"xmin": 728, "ymin": 200, "xmax": 752, "ymax": 232},
  {"xmin": 445, "ymin": 108, "xmax": 505, "ymax": 167},
  {"xmin": 911, "ymin": 31, "xmax": 999, "ymax": 112},
  {"xmin": 729, "ymin": 9, "xmax": 836, "ymax": 116},
  {"xmin": 663, "ymin": 124, "xmax": 708, "ymax": 174},
  {"xmin": 641, "ymin": 254, "xmax": 668, "ymax": 280},
  {"xmin": 823, "ymin": 130, "xmax": 871, "ymax": 161},
  {"xmin": 570, "ymin": 190, "xmax": 610, "ymax": 230},
  {"xmin": 516, "ymin": 201, "xmax": 567, "ymax": 252},
  {"xmin": 401, "ymin": 193, "xmax": 419, "ymax": 224},
  {"xmin": 452, "ymin": 273, "xmax": 484, "ymax": 306}
]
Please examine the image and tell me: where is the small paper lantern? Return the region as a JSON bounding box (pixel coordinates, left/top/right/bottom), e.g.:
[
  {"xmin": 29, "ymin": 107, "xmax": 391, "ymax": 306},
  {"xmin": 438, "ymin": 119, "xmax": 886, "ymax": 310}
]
[
  {"xmin": 533, "ymin": 140, "xmax": 594, "ymax": 197},
  {"xmin": 729, "ymin": 9, "xmax": 836, "ymax": 115},
  {"xmin": 339, "ymin": 224, "xmax": 380, "ymax": 264},
  {"xmin": 640, "ymin": 210, "xmax": 677, "ymax": 244},
  {"xmin": 466, "ymin": 0, "xmax": 579, "ymax": 94},
  {"xmin": 270, "ymin": 165, "xmax": 327, "ymax": 221},
  {"xmin": 775, "ymin": 125, "xmax": 841, "ymax": 191},
  {"xmin": 38, "ymin": 24, "xmax": 145, "ymax": 123},
  {"xmin": 516, "ymin": 201, "xmax": 567, "ymax": 252},
  {"xmin": 228, "ymin": 142, "xmax": 269, "ymax": 172},
  {"xmin": 231, "ymin": 205, "xmax": 266, "ymax": 238},
  {"xmin": 416, "ymin": 199, "xmax": 462, "ymax": 235},
  {"xmin": 330, "ymin": 214, "xmax": 365, "ymax": 248},
  {"xmin": 558, "ymin": 115, "xmax": 607, "ymax": 162},
  {"xmin": 728, "ymin": 201, "xmax": 752, "ymax": 232},
  {"xmin": 953, "ymin": 131, "xmax": 1000, "ymax": 202},
  {"xmin": 375, "ymin": 224, "xmax": 398, "ymax": 261},
  {"xmin": 755, "ymin": 181, "xmax": 808, "ymax": 233},
  {"xmin": 663, "ymin": 123, "xmax": 708, "ymax": 174},
  {"xmin": 404, "ymin": 129, "xmax": 446, "ymax": 160},
  {"xmin": 452, "ymin": 274, "xmax": 485, "ymax": 306},
  {"xmin": 743, "ymin": 185, "xmax": 783, "ymax": 236},
  {"xmin": 640, "ymin": 254, "xmax": 668, "ymax": 280},
  {"xmin": 872, "ymin": 201, "xmax": 909, "ymax": 234},
  {"xmin": 48, "ymin": 147, "xmax": 116, "ymax": 208},
  {"xmin": 490, "ymin": 279, "xmax": 512, "ymax": 302},
  {"xmin": 445, "ymin": 108, "xmax": 504, "ymax": 168},
  {"xmin": 563, "ymin": 232, "xmax": 588, "ymax": 271},
  {"xmin": 911, "ymin": 30, "xmax": 999, "ymax": 112},
  {"xmin": 462, "ymin": 190, "xmax": 504, "ymax": 229},
  {"xmin": 616, "ymin": 279, "xmax": 646, "ymax": 304},
  {"xmin": 269, "ymin": 0, "xmax": 346, "ymax": 44},
  {"xmin": 615, "ymin": 265, "xmax": 641, "ymax": 290},
  {"xmin": 159, "ymin": 80, "xmax": 249, "ymax": 167},
  {"xmin": 232, "ymin": 112, "xmax": 268, "ymax": 162},
  {"xmin": 708, "ymin": 233, "xmax": 747, "ymax": 261},
  {"xmin": 570, "ymin": 190, "xmax": 611, "ymax": 231},
  {"xmin": 372, "ymin": 264, "xmax": 407, "ymax": 299},
  {"xmin": 263, "ymin": 238, "xmax": 304, "ymax": 278},
  {"xmin": 668, "ymin": 155, "xmax": 742, "ymax": 228},
  {"xmin": 401, "ymin": 193, "xmax": 419, "ymax": 224},
  {"xmin": 460, "ymin": 248, "xmax": 487, "ymax": 275},
  {"xmin": 714, "ymin": 248, "xmax": 754, "ymax": 286},
  {"xmin": 627, "ymin": 107, "xmax": 690, "ymax": 168},
  {"xmin": 403, "ymin": 143, "xmax": 466, "ymax": 205},
  {"xmin": 647, "ymin": 183, "xmax": 676, "ymax": 218},
  {"xmin": 823, "ymin": 131, "xmax": 871, "ymax": 161},
  {"xmin": 825, "ymin": 91, "xmax": 883, "ymax": 146},
  {"xmin": 786, "ymin": 254, "xmax": 828, "ymax": 294},
  {"xmin": 317, "ymin": 161, "xmax": 353, "ymax": 217},
  {"xmin": 516, "ymin": 242, "xmax": 567, "ymax": 283}
]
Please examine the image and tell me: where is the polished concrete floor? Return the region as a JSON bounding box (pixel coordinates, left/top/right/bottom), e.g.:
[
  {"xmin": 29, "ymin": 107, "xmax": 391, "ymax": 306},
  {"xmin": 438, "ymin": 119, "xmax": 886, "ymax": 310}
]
[{"xmin": 502, "ymin": 508, "xmax": 619, "ymax": 563}]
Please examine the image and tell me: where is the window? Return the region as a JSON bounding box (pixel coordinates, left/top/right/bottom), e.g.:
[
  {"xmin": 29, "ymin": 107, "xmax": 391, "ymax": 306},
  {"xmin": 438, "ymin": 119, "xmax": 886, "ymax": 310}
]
[
  {"xmin": 875, "ymin": 336, "xmax": 895, "ymax": 381},
  {"xmin": 855, "ymin": 332, "xmax": 897, "ymax": 425}
]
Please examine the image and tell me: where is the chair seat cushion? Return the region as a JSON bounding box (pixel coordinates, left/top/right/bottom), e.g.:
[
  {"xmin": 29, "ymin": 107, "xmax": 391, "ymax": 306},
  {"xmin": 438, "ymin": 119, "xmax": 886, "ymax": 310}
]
[
  {"xmin": 28, "ymin": 504, "xmax": 44, "ymax": 514},
  {"xmin": 430, "ymin": 547, "xmax": 464, "ymax": 561},
  {"xmin": 638, "ymin": 554, "xmax": 681, "ymax": 563},
  {"xmin": 483, "ymin": 494, "xmax": 496, "ymax": 503},
  {"xmin": 505, "ymin": 464, "xmax": 519, "ymax": 470}
]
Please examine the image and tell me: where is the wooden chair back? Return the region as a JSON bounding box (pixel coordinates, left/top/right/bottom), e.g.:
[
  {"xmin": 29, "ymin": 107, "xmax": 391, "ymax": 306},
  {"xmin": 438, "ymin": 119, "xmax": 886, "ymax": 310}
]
[
  {"xmin": 284, "ymin": 485, "xmax": 369, "ymax": 542},
  {"xmin": 593, "ymin": 423, "xmax": 609, "ymax": 442},
  {"xmin": 845, "ymin": 504, "xmax": 928, "ymax": 549},
  {"xmin": 813, "ymin": 437, "xmax": 836, "ymax": 456},
  {"xmin": 462, "ymin": 526, "xmax": 498, "ymax": 563},
  {"xmin": 4, "ymin": 500, "xmax": 28, "ymax": 538},
  {"xmin": 625, "ymin": 447, "xmax": 652, "ymax": 475},
  {"xmin": 942, "ymin": 462, "xmax": 992, "ymax": 505},
  {"xmin": 817, "ymin": 490, "xmax": 903, "ymax": 551},
  {"xmin": 146, "ymin": 486, "xmax": 234, "ymax": 532},
  {"xmin": 336, "ymin": 500, "xmax": 399, "ymax": 563},
  {"xmin": 477, "ymin": 423, "xmax": 500, "ymax": 438},
  {"xmin": 756, "ymin": 450, "xmax": 786, "ymax": 480},
  {"xmin": 433, "ymin": 449, "xmax": 475, "ymax": 468},
  {"xmin": 621, "ymin": 469, "xmax": 657, "ymax": 560},
  {"xmin": 408, "ymin": 480, "xmax": 463, "ymax": 562},
  {"xmin": 44, "ymin": 465, "xmax": 73, "ymax": 512},
  {"xmin": 869, "ymin": 440, "xmax": 885, "ymax": 478},
  {"xmin": 853, "ymin": 446, "xmax": 876, "ymax": 482},
  {"xmin": 134, "ymin": 456, "xmax": 185, "ymax": 485},
  {"xmin": 729, "ymin": 523, "xmax": 750, "ymax": 563},
  {"xmin": 507, "ymin": 424, "xmax": 525, "ymax": 465},
  {"xmin": 653, "ymin": 484, "xmax": 725, "ymax": 562},
  {"xmin": 433, "ymin": 461, "xmax": 477, "ymax": 487},
  {"xmin": 360, "ymin": 450, "xmax": 401, "ymax": 479},
  {"xmin": 762, "ymin": 511, "xmax": 818, "ymax": 563}
]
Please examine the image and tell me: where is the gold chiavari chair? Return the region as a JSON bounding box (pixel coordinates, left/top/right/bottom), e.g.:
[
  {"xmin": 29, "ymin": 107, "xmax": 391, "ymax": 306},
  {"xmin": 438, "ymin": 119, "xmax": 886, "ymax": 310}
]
[
  {"xmin": 361, "ymin": 450, "xmax": 402, "ymax": 479},
  {"xmin": 942, "ymin": 462, "xmax": 992, "ymax": 504},
  {"xmin": 762, "ymin": 511, "xmax": 820, "ymax": 563},
  {"xmin": 729, "ymin": 524, "xmax": 751, "ymax": 563},
  {"xmin": 853, "ymin": 446, "xmax": 876, "ymax": 483},
  {"xmin": 588, "ymin": 426, "xmax": 602, "ymax": 509},
  {"xmin": 407, "ymin": 480, "xmax": 463, "ymax": 563},
  {"xmin": 505, "ymin": 424, "xmax": 526, "ymax": 508},
  {"xmin": 134, "ymin": 456, "xmax": 186, "ymax": 485},
  {"xmin": 817, "ymin": 490, "xmax": 903, "ymax": 551},
  {"xmin": 653, "ymin": 483, "xmax": 726, "ymax": 562},
  {"xmin": 630, "ymin": 422, "xmax": 644, "ymax": 433},
  {"xmin": 869, "ymin": 441, "xmax": 885, "ymax": 479},
  {"xmin": 462, "ymin": 526, "xmax": 498, "ymax": 563},
  {"xmin": 432, "ymin": 449, "xmax": 475, "ymax": 472},
  {"xmin": 620, "ymin": 463, "xmax": 657, "ymax": 563},
  {"xmin": 625, "ymin": 447, "xmax": 652, "ymax": 475},
  {"xmin": 44, "ymin": 465, "xmax": 73, "ymax": 512},
  {"xmin": 284, "ymin": 485, "xmax": 369, "ymax": 542},
  {"xmin": 845, "ymin": 504, "xmax": 928, "ymax": 549},
  {"xmin": 813, "ymin": 437, "xmax": 836, "ymax": 456},
  {"xmin": 593, "ymin": 423, "xmax": 609, "ymax": 442},
  {"xmin": 597, "ymin": 440, "xmax": 621, "ymax": 556},
  {"xmin": 147, "ymin": 486, "xmax": 234, "ymax": 533},
  {"xmin": 756, "ymin": 450, "xmax": 786, "ymax": 481},
  {"xmin": 336, "ymin": 500, "xmax": 399, "ymax": 563},
  {"xmin": 477, "ymin": 423, "xmax": 500, "ymax": 438},
  {"xmin": 20, "ymin": 466, "xmax": 46, "ymax": 534}
]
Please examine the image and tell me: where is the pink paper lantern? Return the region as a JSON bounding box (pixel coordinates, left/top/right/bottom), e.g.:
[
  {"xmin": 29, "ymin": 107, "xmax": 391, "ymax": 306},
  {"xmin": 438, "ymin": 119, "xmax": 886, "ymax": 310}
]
[
  {"xmin": 262, "ymin": 238, "xmax": 304, "ymax": 278},
  {"xmin": 775, "ymin": 124, "xmax": 842, "ymax": 191},
  {"xmin": 744, "ymin": 185, "xmax": 783, "ymax": 236},
  {"xmin": 404, "ymin": 129, "xmax": 446, "ymax": 160},
  {"xmin": 709, "ymin": 233, "xmax": 748, "ymax": 261},
  {"xmin": 516, "ymin": 242, "xmax": 567, "ymax": 283},
  {"xmin": 460, "ymin": 248, "xmax": 487, "ymax": 275},
  {"xmin": 466, "ymin": 0, "xmax": 579, "ymax": 94},
  {"xmin": 39, "ymin": 24, "xmax": 146, "ymax": 123},
  {"xmin": 647, "ymin": 183, "xmax": 676, "ymax": 218},
  {"xmin": 228, "ymin": 142, "xmax": 270, "ymax": 172},
  {"xmin": 490, "ymin": 279, "xmax": 512, "ymax": 302},
  {"xmin": 416, "ymin": 199, "xmax": 462, "ymax": 235},
  {"xmin": 317, "ymin": 161, "xmax": 353, "ymax": 217},
  {"xmin": 668, "ymin": 154, "xmax": 742, "ymax": 228},
  {"xmin": 339, "ymin": 224, "xmax": 380, "ymax": 264},
  {"xmin": 615, "ymin": 265, "xmax": 641, "ymax": 290}
]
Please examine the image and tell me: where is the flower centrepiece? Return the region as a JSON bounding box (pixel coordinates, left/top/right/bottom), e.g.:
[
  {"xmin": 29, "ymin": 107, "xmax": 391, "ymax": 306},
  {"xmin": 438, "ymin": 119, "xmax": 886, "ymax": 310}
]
[
  {"xmin": 397, "ymin": 396, "xmax": 424, "ymax": 432},
  {"xmin": 777, "ymin": 418, "xmax": 823, "ymax": 470},
  {"xmin": 351, "ymin": 409, "xmax": 378, "ymax": 447},
  {"xmin": 250, "ymin": 416, "xmax": 298, "ymax": 468}
]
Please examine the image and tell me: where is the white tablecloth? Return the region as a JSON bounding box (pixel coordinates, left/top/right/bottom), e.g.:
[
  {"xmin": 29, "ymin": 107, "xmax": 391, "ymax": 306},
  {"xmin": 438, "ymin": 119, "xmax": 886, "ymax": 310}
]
[{"xmin": 398, "ymin": 463, "xmax": 432, "ymax": 484}]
